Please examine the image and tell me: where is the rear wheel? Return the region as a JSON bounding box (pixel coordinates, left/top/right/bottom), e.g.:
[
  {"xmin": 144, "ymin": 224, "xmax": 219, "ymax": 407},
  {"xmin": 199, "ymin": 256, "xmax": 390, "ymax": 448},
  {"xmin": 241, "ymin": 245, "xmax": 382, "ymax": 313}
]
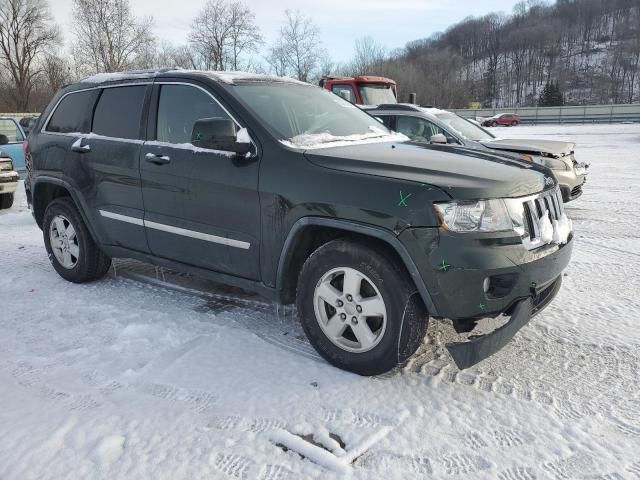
[
  {"xmin": 296, "ymin": 239, "xmax": 428, "ymax": 376},
  {"xmin": 510, "ymin": 120, "xmax": 518, "ymax": 126},
  {"xmin": 0, "ymin": 192, "xmax": 14, "ymax": 210},
  {"xmin": 43, "ymin": 197, "xmax": 112, "ymax": 283}
]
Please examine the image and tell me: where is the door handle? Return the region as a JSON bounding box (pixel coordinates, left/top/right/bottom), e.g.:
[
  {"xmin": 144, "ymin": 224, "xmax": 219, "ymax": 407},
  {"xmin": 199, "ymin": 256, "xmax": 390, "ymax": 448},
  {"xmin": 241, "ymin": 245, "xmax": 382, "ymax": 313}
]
[
  {"xmin": 71, "ymin": 139, "xmax": 91, "ymax": 153},
  {"xmin": 144, "ymin": 153, "xmax": 171, "ymax": 165}
]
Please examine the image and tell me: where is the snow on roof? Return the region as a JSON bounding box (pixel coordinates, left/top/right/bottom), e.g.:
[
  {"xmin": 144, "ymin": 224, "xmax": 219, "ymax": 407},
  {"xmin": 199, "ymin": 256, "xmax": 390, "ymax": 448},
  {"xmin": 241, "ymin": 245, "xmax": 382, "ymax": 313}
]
[
  {"xmin": 79, "ymin": 69, "xmax": 310, "ymax": 86},
  {"xmin": 196, "ymin": 71, "xmax": 309, "ymax": 86},
  {"xmin": 80, "ymin": 70, "xmax": 159, "ymax": 83},
  {"xmin": 418, "ymin": 106, "xmax": 448, "ymax": 116}
]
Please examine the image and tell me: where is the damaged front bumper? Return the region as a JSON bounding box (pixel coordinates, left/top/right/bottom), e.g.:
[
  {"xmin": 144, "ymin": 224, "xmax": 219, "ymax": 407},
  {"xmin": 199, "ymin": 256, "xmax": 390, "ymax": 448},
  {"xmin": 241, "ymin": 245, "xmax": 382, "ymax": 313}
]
[
  {"xmin": 446, "ymin": 276, "xmax": 562, "ymax": 369},
  {"xmin": 399, "ymin": 218, "xmax": 574, "ymax": 369}
]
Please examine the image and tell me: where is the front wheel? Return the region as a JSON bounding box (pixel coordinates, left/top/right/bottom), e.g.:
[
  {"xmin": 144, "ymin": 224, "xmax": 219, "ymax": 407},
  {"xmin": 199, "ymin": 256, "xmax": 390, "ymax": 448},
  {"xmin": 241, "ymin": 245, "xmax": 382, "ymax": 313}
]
[
  {"xmin": 0, "ymin": 192, "xmax": 14, "ymax": 210},
  {"xmin": 296, "ymin": 239, "xmax": 428, "ymax": 375},
  {"xmin": 43, "ymin": 197, "xmax": 112, "ymax": 283}
]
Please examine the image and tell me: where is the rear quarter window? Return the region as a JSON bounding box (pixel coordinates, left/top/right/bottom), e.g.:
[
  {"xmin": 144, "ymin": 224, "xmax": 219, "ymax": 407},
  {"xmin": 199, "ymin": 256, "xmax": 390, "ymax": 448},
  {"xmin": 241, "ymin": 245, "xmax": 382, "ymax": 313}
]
[
  {"xmin": 93, "ymin": 86, "xmax": 147, "ymax": 140},
  {"xmin": 46, "ymin": 90, "xmax": 98, "ymax": 134}
]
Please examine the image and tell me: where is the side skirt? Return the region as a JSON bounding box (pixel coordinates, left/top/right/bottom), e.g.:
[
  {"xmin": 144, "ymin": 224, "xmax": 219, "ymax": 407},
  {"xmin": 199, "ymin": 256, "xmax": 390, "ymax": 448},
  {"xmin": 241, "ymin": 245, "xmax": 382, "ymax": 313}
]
[{"xmin": 101, "ymin": 245, "xmax": 278, "ymax": 302}]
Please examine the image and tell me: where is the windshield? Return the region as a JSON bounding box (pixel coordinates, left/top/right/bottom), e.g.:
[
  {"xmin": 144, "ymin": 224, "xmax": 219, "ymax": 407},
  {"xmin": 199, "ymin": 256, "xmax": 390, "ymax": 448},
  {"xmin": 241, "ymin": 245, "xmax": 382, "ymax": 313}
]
[
  {"xmin": 0, "ymin": 119, "xmax": 24, "ymax": 142},
  {"xmin": 234, "ymin": 83, "xmax": 395, "ymax": 147},
  {"xmin": 434, "ymin": 112, "xmax": 495, "ymax": 142},
  {"xmin": 357, "ymin": 83, "xmax": 396, "ymax": 105}
]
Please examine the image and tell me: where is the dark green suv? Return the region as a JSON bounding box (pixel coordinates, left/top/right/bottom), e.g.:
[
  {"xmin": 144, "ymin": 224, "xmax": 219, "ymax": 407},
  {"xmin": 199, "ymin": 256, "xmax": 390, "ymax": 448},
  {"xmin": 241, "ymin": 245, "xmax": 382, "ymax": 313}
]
[{"xmin": 25, "ymin": 69, "xmax": 574, "ymax": 375}]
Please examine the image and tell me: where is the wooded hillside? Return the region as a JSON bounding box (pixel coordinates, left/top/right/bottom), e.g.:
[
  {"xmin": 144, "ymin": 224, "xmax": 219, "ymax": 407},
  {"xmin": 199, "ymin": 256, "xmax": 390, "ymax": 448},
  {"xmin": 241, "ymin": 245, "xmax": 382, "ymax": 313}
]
[{"xmin": 373, "ymin": 0, "xmax": 640, "ymax": 107}]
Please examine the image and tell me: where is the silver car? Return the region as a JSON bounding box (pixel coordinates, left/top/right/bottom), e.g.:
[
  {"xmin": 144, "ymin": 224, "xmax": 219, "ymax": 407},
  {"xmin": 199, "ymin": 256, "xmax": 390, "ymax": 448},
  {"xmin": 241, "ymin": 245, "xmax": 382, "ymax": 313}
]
[{"xmin": 366, "ymin": 104, "xmax": 588, "ymax": 202}]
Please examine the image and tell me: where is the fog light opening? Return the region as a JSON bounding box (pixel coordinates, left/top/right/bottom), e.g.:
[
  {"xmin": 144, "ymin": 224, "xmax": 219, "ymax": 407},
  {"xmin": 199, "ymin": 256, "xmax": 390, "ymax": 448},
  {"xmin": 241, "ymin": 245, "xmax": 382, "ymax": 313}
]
[{"xmin": 483, "ymin": 277, "xmax": 490, "ymax": 293}]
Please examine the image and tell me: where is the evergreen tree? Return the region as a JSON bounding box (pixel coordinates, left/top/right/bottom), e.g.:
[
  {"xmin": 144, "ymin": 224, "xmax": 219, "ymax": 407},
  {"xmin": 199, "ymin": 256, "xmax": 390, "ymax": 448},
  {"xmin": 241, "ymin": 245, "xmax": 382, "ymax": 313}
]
[{"xmin": 538, "ymin": 81, "xmax": 565, "ymax": 106}]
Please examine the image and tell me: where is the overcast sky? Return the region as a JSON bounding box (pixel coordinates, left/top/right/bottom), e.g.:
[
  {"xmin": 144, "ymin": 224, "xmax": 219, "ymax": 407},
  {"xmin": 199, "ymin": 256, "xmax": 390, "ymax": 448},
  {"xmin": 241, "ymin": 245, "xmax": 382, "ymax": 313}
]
[{"xmin": 50, "ymin": 0, "xmax": 522, "ymax": 64}]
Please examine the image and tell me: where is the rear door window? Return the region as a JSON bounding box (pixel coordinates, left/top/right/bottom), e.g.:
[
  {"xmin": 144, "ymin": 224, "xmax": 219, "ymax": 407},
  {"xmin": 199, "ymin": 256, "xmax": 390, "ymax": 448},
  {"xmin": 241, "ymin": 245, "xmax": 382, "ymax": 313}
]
[
  {"xmin": 46, "ymin": 90, "xmax": 98, "ymax": 134},
  {"xmin": 93, "ymin": 86, "xmax": 147, "ymax": 140},
  {"xmin": 156, "ymin": 84, "xmax": 231, "ymax": 144}
]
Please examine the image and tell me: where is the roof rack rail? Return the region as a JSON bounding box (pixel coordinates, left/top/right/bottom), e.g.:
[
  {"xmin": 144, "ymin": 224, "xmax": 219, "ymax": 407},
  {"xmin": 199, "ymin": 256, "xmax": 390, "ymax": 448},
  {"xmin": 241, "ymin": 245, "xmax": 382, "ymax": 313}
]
[{"xmin": 370, "ymin": 103, "xmax": 422, "ymax": 111}]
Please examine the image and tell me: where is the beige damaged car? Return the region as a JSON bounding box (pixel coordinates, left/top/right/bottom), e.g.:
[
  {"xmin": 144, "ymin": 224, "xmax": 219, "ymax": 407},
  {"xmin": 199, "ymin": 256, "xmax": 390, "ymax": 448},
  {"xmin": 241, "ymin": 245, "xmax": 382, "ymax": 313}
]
[
  {"xmin": 479, "ymin": 138, "xmax": 588, "ymax": 202},
  {"xmin": 366, "ymin": 105, "xmax": 588, "ymax": 203}
]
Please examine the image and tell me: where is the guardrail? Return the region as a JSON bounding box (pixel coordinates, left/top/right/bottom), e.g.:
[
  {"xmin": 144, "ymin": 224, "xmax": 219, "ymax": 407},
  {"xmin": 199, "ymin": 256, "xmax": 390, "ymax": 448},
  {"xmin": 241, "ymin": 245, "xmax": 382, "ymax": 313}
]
[{"xmin": 451, "ymin": 104, "xmax": 640, "ymax": 124}]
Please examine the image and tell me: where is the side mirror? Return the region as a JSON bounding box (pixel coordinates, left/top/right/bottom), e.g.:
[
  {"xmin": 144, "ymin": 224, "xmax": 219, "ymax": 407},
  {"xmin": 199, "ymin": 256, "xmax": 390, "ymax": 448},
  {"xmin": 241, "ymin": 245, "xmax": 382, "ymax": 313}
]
[
  {"xmin": 430, "ymin": 133, "xmax": 447, "ymax": 144},
  {"xmin": 0, "ymin": 134, "xmax": 8, "ymax": 145},
  {"xmin": 191, "ymin": 117, "xmax": 251, "ymax": 155}
]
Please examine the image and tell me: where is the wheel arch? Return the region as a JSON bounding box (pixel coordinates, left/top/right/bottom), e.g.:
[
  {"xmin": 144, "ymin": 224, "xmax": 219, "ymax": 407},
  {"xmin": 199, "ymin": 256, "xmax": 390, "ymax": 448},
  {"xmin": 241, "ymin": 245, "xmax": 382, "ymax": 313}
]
[
  {"xmin": 275, "ymin": 217, "xmax": 438, "ymax": 315},
  {"xmin": 31, "ymin": 177, "xmax": 99, "ymax": 244}
]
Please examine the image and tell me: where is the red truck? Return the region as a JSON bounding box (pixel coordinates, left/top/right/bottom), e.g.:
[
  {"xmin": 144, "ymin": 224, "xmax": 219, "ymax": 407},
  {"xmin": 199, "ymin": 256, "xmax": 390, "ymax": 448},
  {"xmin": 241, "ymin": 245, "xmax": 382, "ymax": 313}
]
[{"xmin": 319, "ymin": 76, "xmax": 397, "ymax": 105}]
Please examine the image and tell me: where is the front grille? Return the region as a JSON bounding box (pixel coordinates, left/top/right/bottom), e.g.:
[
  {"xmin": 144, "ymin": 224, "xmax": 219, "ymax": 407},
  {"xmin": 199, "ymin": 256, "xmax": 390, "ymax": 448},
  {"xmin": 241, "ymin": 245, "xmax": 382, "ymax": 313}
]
[
  {"xmin": 571, "ymin": 184, "xmax": 582, "ymax": 197},
  {"xmin": 521, "ymin": 188, "xmax": 565, "ymax": 250}
]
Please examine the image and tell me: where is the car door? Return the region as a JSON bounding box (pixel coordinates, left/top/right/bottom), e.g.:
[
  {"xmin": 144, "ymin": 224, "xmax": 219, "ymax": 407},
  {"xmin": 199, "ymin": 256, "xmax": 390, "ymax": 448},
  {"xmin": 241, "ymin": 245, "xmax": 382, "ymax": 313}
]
[
  {"xmin": 140, "ymin": 81, "xmax": 261, "ymax": 280},
  {"xmin": 84, "ymin": 84, "xmax": 151, "ymax": 253},
  {"xmin": 41, "ymin": 86, "xmax": 149, "ymax": 253}
]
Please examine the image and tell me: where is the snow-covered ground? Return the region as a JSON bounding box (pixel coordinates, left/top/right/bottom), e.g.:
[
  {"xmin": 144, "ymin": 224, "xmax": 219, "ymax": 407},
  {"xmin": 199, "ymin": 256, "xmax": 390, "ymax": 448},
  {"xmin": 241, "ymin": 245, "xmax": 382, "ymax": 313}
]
[{"xmin": 1, "ymin": 123, "xmax": 639, "ymax": 479}]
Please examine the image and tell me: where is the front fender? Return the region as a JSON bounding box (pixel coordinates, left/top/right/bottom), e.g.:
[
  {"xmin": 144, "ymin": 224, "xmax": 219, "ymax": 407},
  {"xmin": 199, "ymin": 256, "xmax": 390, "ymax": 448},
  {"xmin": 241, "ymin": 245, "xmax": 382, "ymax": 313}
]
[{"xmin": 275, "ymin": 216, "xmax": 440, "ymax": 316}]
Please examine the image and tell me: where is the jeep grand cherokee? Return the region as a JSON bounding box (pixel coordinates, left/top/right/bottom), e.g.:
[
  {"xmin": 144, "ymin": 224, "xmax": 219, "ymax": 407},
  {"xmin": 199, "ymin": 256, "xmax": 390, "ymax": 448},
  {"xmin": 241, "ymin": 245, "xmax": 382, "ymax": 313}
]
[{"xmin": 25, "ymin": 69, "xmax": 574, "ymax": 375}]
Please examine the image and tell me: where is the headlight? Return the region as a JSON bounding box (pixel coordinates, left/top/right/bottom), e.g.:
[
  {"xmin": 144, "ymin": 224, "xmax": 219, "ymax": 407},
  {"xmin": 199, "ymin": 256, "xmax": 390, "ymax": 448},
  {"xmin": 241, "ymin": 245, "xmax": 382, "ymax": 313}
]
[
  {"xmin": 434, "ymin": 199, "xmax": 513, "ymax": 232},
  {"xmin": 539, "ymin": 157, "xmax": 569, "ymax": 171}
]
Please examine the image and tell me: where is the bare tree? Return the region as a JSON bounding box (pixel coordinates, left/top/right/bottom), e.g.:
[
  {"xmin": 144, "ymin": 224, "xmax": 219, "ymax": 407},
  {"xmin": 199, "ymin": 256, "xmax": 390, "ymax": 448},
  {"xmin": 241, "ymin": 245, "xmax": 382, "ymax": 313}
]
[
  {"xmin": 154, "ymin": 41, "xmax": 196, "ymax": 69},
  {"xmin": 71, "ymin": 0, "xmax": 155, "ymax": 74},
  {"xmin": 269, "ymin": 10, "xmax": 323, "ymax": 81},
  {"xmin": 266, "ymin": 41, "xmax": 288, "ymax": 77},
  {"xmin": 189, "ymin": 0, "xmax": 262, "ymax": 71},
  {"xmin": 227, "ymin": 1, "xmax": 262, "ymax": 70},
  {"xmin": 350, "ymin": 36, "xmax": 386, "ymax": 75},
  {"xmin": 0, "ymin": 0, "xmax": 59, "ymax": 111},
  {"xmin": 42, "ymin": 54, "xmax": 71, "ymax": 93}
]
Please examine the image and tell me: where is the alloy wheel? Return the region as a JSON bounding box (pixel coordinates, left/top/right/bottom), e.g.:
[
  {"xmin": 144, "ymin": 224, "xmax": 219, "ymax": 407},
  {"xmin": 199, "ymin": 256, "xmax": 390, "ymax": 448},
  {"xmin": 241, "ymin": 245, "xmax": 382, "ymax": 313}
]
[
  {"xmin": 49, "ymin": 214, "xmax": 79, "ymax": 269},
  {"xmin": 313, "ymin": 267, "xmax": 387, "ymax": 353}
]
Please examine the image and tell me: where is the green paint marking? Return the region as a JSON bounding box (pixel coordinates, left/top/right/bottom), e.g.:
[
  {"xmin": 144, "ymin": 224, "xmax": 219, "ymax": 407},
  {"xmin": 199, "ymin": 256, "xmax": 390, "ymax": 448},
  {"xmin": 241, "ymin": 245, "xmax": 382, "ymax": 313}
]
[
  {"xmin": 479, "ymin": 302, "xmax": 486, "ymax": 310},
  {"xmin": 398, "ymin": 191, "xmax": 412, "ymax": 207},
  {"xmin": 439, "ymin": 259, "xmax": 451, "ymax": 272}
]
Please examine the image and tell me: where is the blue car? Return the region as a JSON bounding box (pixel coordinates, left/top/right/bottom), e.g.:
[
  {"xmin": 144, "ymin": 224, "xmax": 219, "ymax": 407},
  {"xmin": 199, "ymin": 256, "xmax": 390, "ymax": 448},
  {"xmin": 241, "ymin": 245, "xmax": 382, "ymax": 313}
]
[{"xmin": 0, "ymin": 117, "xmax": 26, "ymax": 171}]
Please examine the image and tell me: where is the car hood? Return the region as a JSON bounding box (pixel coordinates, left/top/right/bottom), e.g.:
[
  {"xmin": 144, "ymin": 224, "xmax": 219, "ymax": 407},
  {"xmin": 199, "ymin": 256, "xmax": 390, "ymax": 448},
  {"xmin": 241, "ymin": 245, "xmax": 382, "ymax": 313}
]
[
  {"xmin": 481, "ymin": 138, "xmax": 575, "ymax": 157},
  {"xmin": 304, "ymin": 141, "xmax": 550, "ymax": 200}
]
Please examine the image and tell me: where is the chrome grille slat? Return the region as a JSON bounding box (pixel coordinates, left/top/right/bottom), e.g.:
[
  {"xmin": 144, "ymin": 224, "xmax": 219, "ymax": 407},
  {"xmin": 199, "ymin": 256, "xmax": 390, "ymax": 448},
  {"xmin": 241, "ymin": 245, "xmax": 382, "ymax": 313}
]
[{"xmin": 516, "ymin": 187, "xmax": 565, "ymax": 251}]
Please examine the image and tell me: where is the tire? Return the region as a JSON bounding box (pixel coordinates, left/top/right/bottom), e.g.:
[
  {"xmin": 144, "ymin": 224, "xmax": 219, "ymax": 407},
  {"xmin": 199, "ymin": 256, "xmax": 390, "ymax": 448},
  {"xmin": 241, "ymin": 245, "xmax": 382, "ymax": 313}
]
[
  {"xmin": 43, "ymin": 197, "xmax": 112, "ymax": 283},
  {"xmin": 0, "ymin": 192, "xmax": 14, "ymax": 210},
  {"xmin": 510, "ymin": 121, "xmax": 518, "ymax": 126},
  {"xmin": 492, "ymin": 121, "xmax": 498, "ymax": 127},
  {"xmin": 296, "ymin": 239, "xmax": 428, "ymax": 376}
]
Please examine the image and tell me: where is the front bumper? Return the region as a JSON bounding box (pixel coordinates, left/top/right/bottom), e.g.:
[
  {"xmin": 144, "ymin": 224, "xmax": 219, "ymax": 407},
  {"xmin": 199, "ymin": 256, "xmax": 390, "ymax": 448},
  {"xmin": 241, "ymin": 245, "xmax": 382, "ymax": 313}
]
[
  {"xmin": 556, "ymin": 165, "xmax": 587, "ymax": 203},
  {"xmin": 0, "ymin": 171, "xmax": 19, "ymax": 194},
  {"xmin": 399, "ymin": 227, "xmax": 574, "ymax": 367},
  {"xmin": 446, "ymin": 276, "xmax": 562, "ymax": 369}
]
